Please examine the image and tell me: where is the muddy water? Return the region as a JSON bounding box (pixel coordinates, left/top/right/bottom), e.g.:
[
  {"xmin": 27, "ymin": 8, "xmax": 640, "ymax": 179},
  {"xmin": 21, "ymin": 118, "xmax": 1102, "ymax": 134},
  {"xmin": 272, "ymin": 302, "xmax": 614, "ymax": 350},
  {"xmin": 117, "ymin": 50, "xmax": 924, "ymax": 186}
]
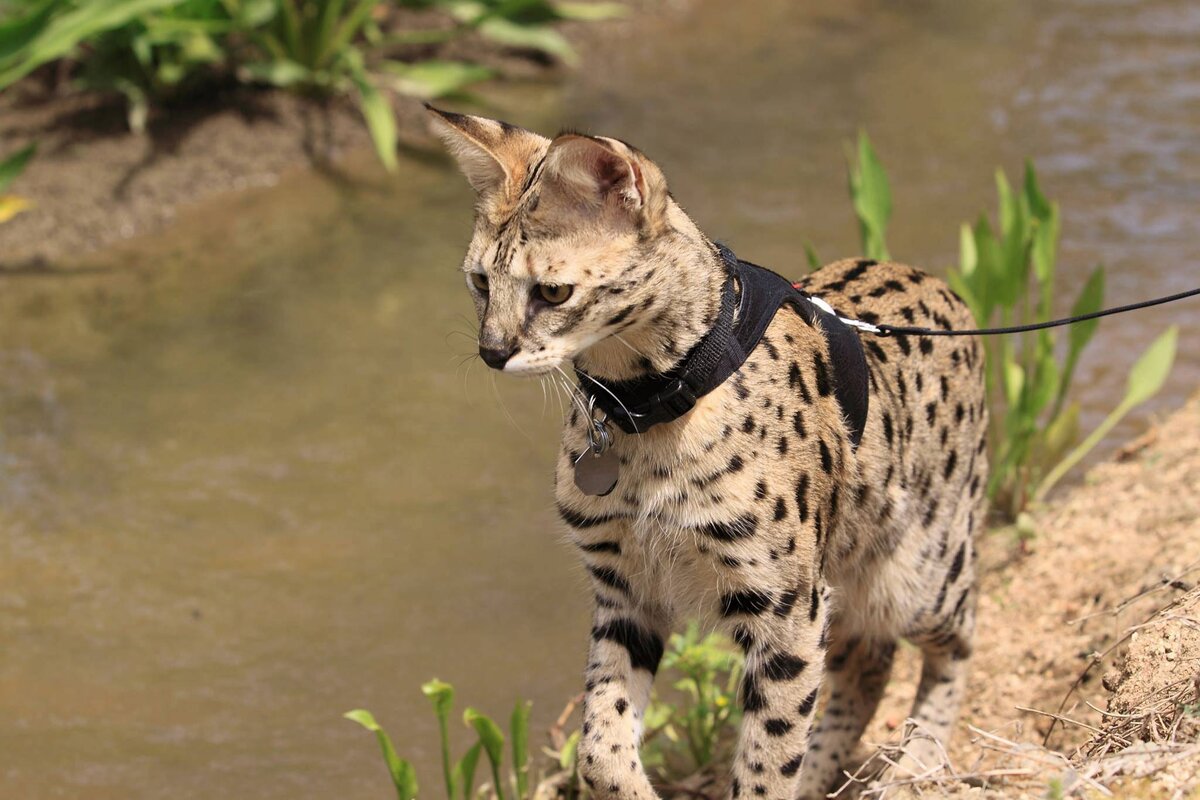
[{"xmin": 1, "ymin": 1, "xmax": 1197, "ymax": 797}]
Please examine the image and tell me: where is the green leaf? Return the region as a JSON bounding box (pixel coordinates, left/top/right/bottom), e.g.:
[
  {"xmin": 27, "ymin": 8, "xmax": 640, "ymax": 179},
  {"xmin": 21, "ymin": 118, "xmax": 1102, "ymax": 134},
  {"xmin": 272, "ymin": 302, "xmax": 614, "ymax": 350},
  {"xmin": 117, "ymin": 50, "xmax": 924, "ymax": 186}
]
[
  {"xmin": 0, "ymin": 142, "xmax": 35, "ymax": 194},
  {"xmin": 1003, "ymin": 358, "xmax": 1024, "ymax": 410},
  {"xmin": 558, "ymin": 729, "xmax": 580, "ymax": 771},
  {"xmin": 510, "ymin": 700, "xmax": 531, "ymax": 800},
  {"xmin": 351, "ymin": 68, "xmax": 398, "ymax": 172},
  {"xmin": 803, "ymin": 242, "xmax": 821, "ymax": 272},
  {"xmin": 422, "ymin": 679, "xmax": 455, "ymax": 720},
  {"xmin": 1023, "ymin": 159, "xmax": 1052, "ymax": 221},
  {"xmin": 1034, "ymin": 326, "xmax": 1178, "ymax": 503},
  {"xmin": 344, "ymin": 710, "xmax": 419, "ymax": 800},
  {"xmin": 1124, "ymin": 325, "xmax": 1177, "ymax": 408},
  {"xmin": 0, "ymin": 0, "xmax": 189, "ymax": 89},
  {"xmin": 454, "ymin": 741, "xmax": 483, "ymax": 800},
  {"xmin": 381, "ymin": 59, "xmax": 493, "ymax": 99},
  {"xmin": 1055, "ymin": 265, "xmax": 1104, "ymax": 414},
  {"xmin": 238, "ymin": 58, "xmax": 311, "ymax": 86},
  {"xmin": 847, "ymin": 130, "xmax": 891, "ymax": 261},
  {"xmin": 550, "ymin": 1, "xmax": 627, "ymax": 20},
  {"xmin": 0, "ymin": 0, "xmax": 57, "ymax": 64},
  {"xmin": 422, "ymin": 679, "xmax": 455, "ymax": 800},
  {"xmin": 464, "ymin": 708, "xmax": 505, "ymax": 766},
  {"xmin": 476, "ymin": 17, "xmax": 576, "ymax": 65}
]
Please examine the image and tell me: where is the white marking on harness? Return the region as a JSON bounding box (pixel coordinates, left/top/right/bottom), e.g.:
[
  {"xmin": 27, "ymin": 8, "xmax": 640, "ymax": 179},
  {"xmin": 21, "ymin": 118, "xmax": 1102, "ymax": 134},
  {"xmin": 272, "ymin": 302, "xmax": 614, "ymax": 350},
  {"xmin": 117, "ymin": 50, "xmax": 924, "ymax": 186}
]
[{"xmin": 809, "ymin": 295, "xmax": 882, "ymax": 335}]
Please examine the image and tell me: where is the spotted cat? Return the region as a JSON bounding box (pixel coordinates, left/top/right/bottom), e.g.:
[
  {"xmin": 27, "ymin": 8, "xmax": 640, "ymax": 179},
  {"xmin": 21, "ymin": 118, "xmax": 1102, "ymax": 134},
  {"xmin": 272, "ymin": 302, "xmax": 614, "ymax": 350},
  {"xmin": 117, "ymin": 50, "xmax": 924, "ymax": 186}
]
[{"xmin": 430, "ymin": 107, "xmax": 988, "ymax": 800}]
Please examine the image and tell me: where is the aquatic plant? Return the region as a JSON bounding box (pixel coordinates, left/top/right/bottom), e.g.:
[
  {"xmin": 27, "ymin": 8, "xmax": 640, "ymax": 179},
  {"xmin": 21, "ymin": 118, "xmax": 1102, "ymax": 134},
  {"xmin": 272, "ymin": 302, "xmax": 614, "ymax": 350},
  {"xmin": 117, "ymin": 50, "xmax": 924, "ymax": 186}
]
[
  {"xmin": 0, "ymin": 0, "xmax": 623, "ymax": 169},
  {"xmin": 0, "ymin": 141, "xmax": 35, "ymax": 224},
  {"xmin": 843, "ymin": 141, "xmax": 1178, "ymax": 520},
  {"xmin": 346, "ymin": 679, "xmax": 533, "ymax": 800}
]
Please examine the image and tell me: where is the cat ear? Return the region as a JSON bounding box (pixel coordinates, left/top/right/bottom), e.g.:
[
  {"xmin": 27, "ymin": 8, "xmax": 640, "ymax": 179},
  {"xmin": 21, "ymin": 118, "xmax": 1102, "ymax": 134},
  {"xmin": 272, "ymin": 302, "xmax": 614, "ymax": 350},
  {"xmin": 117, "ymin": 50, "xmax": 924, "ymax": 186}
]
[
  {"xmin": 542, "ymin": 134, "xmax": 668, "ymax": 225},
  {"xmin": 426, "ymin": 106, "xmax": 547, "ymax": 196}
]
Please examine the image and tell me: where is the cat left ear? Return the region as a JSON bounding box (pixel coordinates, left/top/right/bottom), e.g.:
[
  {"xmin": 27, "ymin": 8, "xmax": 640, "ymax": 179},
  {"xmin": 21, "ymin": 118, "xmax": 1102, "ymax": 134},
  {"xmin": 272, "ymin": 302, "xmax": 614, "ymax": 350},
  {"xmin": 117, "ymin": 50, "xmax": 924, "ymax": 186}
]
[
  {"xmin": 542, "ymin": 134, "xmax": 668, "ymax": 226},
  {"xmin": 426, "ymin": 106, "xmax": 547, "ymax": 197}
]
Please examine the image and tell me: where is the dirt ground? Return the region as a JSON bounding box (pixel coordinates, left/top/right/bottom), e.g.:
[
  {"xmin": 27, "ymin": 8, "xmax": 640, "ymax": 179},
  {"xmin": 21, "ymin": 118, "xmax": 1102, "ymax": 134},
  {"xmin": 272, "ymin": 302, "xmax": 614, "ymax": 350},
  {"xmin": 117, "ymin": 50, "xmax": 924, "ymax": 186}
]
[{"xmin": 844, "ymin": 393, "xmax": 1200, "ymax": 798}]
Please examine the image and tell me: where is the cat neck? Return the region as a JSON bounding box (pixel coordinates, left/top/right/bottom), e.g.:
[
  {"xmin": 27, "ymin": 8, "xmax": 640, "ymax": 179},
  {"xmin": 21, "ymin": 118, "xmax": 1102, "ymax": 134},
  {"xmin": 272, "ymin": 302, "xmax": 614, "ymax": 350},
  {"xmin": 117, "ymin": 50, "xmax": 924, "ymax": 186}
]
[{"xmin": 574, "ymin": 214, "xmax": 727, "ymax": 383}]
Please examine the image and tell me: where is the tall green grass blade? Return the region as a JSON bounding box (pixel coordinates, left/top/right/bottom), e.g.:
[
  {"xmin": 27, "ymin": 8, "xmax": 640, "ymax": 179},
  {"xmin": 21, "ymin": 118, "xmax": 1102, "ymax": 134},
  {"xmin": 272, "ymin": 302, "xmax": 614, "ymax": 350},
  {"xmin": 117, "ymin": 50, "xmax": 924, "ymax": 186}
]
[
  {"xmin": 381, "ymin": 59, "xmax": 492, "ymax": 99},
  {"xmin": 0, "ymin": 0, "xmax": 188, "ymax": 89},
  {"xmin": 803, "ymin": 242, "xmax": 821, "ymax": 272},
  {"xmin": 847, "ymin": 130, "xmax": 891, "ymax": 261},
  {"xmin": 1035, "ymin": 326, "xmax": 1177, "ymax": 502},
  {"xmin": 349, "ymin": 61, "xmax": 397, "ymax": 171},
  {"xmin": 477, "ymin": 17, "xmax": 576, "ymax": 65},
  {"xmin": 325, "ymin": 0, "xmax": 380, "ymax": 68},
  {"xmin": 1054, "ymin": 265, "xmax": 1104, "ymax": 414},
  {"xmin": 510, "ymin": 700, "xmax": 531, "ymax": 800},
  {"xmin": 550, "ymin": 1, "xmax": 626, "ymax": 20},
  {"xmin": 0, "ymin": 142, "xmax": 35, "ymax": 194},
  {"xmin": 423, "ymin": 679, "xmax": 456, "ymax": 800},
  {"xmin": 344, "ymin": 710, "xmax": 420, "ymax": 800},
  {"xmin": 464, "ymin": 708, "xmax": 506, "ymax": 800},
  {"xmin": 455, "ymin": 741, "xmax": 483, "ymax": 800},
  {"xmin": 0, "ymin": 0, "xmax": 57, "ymax": 63}
]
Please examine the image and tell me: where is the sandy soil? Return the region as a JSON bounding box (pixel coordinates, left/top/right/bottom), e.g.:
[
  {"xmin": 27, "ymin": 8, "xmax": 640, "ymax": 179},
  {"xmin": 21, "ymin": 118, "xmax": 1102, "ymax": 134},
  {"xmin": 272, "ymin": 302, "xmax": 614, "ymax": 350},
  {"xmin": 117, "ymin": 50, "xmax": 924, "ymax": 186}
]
[{"xmin": 847, "ymin": 393, "xmax": 1200, "ymax": 797}]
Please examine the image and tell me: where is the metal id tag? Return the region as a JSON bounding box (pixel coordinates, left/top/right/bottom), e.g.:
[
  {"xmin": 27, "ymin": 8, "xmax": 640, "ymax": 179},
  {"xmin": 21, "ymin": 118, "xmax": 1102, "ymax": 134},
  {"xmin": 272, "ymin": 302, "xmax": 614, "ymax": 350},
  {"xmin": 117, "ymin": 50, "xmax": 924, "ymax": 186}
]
[
  {"xmin": 573, "ymin": 398, "xmax": 619, "ymax": 496},
  {"xmin": 574, "ymin": 448, "xmax": 619, "ymax": 496}
]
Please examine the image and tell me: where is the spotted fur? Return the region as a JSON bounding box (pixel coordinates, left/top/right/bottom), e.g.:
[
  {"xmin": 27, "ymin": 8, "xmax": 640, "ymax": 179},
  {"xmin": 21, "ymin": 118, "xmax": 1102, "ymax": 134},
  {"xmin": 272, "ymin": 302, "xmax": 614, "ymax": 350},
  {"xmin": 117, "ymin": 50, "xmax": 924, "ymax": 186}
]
[{"xmin": 431, "ymin": 108, "xmax": 988, "ymax": 800}]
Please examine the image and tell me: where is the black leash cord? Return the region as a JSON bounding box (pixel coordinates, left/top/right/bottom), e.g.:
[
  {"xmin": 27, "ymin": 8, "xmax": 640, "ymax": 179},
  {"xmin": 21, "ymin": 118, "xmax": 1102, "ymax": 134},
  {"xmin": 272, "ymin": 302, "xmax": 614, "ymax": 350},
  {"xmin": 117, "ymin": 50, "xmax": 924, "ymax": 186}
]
[{"xmin": 873, "ymin": 286, "xmax": 1200, "ymax": 337}]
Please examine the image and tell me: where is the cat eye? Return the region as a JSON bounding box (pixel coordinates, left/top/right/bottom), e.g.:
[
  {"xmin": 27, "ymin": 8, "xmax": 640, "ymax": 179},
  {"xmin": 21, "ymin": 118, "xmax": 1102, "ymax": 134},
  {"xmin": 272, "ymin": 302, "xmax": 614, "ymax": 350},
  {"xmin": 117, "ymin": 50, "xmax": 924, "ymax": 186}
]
[
  {"xmin": 469, "ymin": 272, "xmax": 489, "ymax": 293},
  {"xmin": 537, "ymin": 283, "xmax": 573, "ymax": 305}
]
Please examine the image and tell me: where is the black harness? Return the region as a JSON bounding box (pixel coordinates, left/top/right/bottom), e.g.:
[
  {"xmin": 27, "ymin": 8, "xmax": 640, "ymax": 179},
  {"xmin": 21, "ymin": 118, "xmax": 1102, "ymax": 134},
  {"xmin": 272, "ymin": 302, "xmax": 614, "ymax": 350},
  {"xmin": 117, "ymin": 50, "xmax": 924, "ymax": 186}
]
[{"xmin": 576, "ymin": 245, "xmax": 870, "ymax": 448}]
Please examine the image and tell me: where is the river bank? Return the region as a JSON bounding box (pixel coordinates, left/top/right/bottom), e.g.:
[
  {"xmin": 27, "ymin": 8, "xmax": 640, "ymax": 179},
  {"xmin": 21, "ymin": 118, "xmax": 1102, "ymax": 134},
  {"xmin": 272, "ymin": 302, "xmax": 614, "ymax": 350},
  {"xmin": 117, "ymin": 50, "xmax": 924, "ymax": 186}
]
[{"xmin": 0, "ymin": 3, "xmax": 640, "ymax": 267}]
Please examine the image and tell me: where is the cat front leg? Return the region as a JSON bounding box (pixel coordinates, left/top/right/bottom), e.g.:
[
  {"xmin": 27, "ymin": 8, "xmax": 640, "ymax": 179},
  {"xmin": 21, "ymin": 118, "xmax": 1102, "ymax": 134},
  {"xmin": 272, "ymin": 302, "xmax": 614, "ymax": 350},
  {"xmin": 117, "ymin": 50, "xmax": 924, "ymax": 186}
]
[
  {"xmin": 724, "ymin": 580, "xmax": 827, "ymax": 800},
  {"xmin": 576, "ymin": 597, "xmax": 669, "ymax": 800}
]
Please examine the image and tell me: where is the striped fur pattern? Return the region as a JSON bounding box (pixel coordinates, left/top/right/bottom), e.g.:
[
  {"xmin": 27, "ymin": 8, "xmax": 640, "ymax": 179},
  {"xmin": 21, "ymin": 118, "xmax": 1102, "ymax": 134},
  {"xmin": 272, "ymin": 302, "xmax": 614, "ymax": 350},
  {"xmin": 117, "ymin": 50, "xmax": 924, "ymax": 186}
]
[{"xmin": 430, "ymin": 108, "xmax": 988, "ymax": 800}]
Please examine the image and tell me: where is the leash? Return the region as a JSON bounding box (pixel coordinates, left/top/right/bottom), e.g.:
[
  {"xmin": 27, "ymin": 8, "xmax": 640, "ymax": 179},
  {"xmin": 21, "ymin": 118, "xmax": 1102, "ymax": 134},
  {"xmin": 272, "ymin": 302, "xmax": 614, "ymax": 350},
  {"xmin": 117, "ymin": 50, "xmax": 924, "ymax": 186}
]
[{"xmin": 808, "ymin": 286, "xmax": 1200, "ymax": 338}]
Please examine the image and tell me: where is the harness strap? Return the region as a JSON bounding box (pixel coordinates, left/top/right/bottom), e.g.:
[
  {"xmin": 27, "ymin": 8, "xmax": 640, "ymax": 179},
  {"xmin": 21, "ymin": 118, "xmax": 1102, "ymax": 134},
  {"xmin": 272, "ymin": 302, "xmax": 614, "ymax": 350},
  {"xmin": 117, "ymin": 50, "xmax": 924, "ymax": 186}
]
[{"xmin": 578, "ymin": 245, "xmax": 870, "ymax": 448}]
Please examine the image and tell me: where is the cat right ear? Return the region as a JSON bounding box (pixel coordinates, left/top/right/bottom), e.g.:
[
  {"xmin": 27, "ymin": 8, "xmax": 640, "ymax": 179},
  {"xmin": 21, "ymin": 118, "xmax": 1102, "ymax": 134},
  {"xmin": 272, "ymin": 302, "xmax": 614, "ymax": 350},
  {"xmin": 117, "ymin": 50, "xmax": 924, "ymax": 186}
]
[{"xmin": 426, "ymin": 106, "xmax": 547, "ymax": 197}]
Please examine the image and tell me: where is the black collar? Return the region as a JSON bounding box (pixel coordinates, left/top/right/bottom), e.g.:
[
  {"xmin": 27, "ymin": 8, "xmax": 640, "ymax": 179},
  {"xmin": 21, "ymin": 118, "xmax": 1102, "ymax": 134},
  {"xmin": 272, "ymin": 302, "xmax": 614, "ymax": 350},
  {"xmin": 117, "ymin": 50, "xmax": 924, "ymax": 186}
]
[{"xmin": 576, "ymin": 245, "xmax": 870, "ymax": 448}]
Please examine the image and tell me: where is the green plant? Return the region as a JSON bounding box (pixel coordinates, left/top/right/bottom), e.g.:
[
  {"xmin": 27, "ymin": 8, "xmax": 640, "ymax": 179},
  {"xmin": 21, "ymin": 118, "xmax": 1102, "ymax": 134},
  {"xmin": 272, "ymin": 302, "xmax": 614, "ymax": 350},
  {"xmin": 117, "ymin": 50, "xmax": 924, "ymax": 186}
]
[
  {"xmin": 345, "ymin": 708, "xmax": 420, "ymax": 800},
  {"xmin": 641, "ymin": 622, "xmax": 743, "ymax": 779},
  {"xmin": 0, "ymin": 0, "xmax": 622, "ymax": 170},
  {"xmin": 841, "ymin": 140, "xmax": 1178, "ymax": 519},
  {"xmin": 846, "ymin": 130, "xmax": 891, "ymax": 262},
  {"xmin": 0, "ymin": 141, "xmax": 35, "ymax": 223},
  {"xmin": 948, "ymin": 165, "xmax": 1177, "ymax": 517},
  {"xmin": 347, "ymin": 679, "xmax": 534, "ymax": 800}
]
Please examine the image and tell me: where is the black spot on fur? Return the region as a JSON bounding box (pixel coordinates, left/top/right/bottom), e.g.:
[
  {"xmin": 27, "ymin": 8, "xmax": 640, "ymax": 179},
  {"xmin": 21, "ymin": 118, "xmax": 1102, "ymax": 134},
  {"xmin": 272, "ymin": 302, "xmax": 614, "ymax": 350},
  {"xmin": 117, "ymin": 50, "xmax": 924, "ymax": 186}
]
[
  {"xmin": 591, "ymin": 619, "xmax": 664, "ymax": 673},
  {"xmin": 701, "ymin": 514, "xmax": 758, "ymax": 542},
  {"xmin": 763, "ymin": 718, "xmax": 793, "ymax": 737},
  {"xmin": 558, "ymin": 505, "xmax": 615, "ymax": 529},
  {"xmin": 615, "ymin": 698, "xmax": 628, "ymax": 714},
  {"xmin": 943, "ymin": 451, "xmax": 958, "ymax": 480},
  {"xmin": 587, "ymin": 565, "xmax": 630, "ymax": 595},
  {"xmin": 763, "ymin": 653, "xmax": 807, "ymax": 681},
  {"xmin": 795, "ymin": 474, "xmax": 810, "ymax": 522},
  {"xmin": 798, "ymin": 687, "xmax": 819, "ymax": 716},
  {"xmin": 578, "ymin": 540, "xmax": 621, "ymax": 554},
  {"xmin": 818, "ymin": 440, "xmax": 833, "ymax": 474},
  {"xmin": 773, "ymin": 496, "xmax": 787, "ymax": 521},
  {"xmin": 780, "ymin": 754, "xmax": 805, "ymax": 777},
  {"xmin": 792, "ymin": 410, "xmax": 806, "ymax": 438},
  {"xmin": 721, "ymin": 590, "xmax": 773, "ymax": 617},
  {"xmin": 813, "ymin": 353, "xmax": 832, "ymax": 396},
  {"xmin": 740, "ymin": 674, "xmax": 767, "ymax": 712}
]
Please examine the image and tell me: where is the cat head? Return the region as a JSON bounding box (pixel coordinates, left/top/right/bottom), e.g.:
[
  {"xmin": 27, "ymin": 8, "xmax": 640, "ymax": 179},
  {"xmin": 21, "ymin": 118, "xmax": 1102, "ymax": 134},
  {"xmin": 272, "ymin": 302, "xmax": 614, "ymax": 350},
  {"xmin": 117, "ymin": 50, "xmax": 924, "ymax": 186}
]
[{"xmin": 429, "ymin": 107, "xmax": 711, "ymax": 378}]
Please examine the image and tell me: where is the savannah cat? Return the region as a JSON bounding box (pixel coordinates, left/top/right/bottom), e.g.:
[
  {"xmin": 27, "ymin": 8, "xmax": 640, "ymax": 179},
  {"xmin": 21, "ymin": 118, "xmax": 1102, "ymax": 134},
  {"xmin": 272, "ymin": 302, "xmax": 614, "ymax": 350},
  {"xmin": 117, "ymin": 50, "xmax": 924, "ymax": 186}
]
[{"xmin": 429, "ymin": 107, "xmax": 988, "ymax": 799}]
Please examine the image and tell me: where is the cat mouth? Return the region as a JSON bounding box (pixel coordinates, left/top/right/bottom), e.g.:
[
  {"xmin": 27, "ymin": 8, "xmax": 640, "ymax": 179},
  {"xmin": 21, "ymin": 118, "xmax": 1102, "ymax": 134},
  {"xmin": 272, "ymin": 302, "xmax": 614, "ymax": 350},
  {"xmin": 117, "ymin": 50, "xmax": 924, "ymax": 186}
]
[{"xmin": 500, "ymin": 351, "xmax": 566, "ymax": 376}]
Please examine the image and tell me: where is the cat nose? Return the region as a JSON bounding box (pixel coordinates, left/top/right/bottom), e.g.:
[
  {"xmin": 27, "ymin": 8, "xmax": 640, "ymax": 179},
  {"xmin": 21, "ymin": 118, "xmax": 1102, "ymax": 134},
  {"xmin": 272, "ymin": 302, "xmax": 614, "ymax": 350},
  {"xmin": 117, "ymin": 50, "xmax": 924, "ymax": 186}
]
[{"xmin": 479, "ymin": 343, "xmax": 518, "ymax": 369}]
